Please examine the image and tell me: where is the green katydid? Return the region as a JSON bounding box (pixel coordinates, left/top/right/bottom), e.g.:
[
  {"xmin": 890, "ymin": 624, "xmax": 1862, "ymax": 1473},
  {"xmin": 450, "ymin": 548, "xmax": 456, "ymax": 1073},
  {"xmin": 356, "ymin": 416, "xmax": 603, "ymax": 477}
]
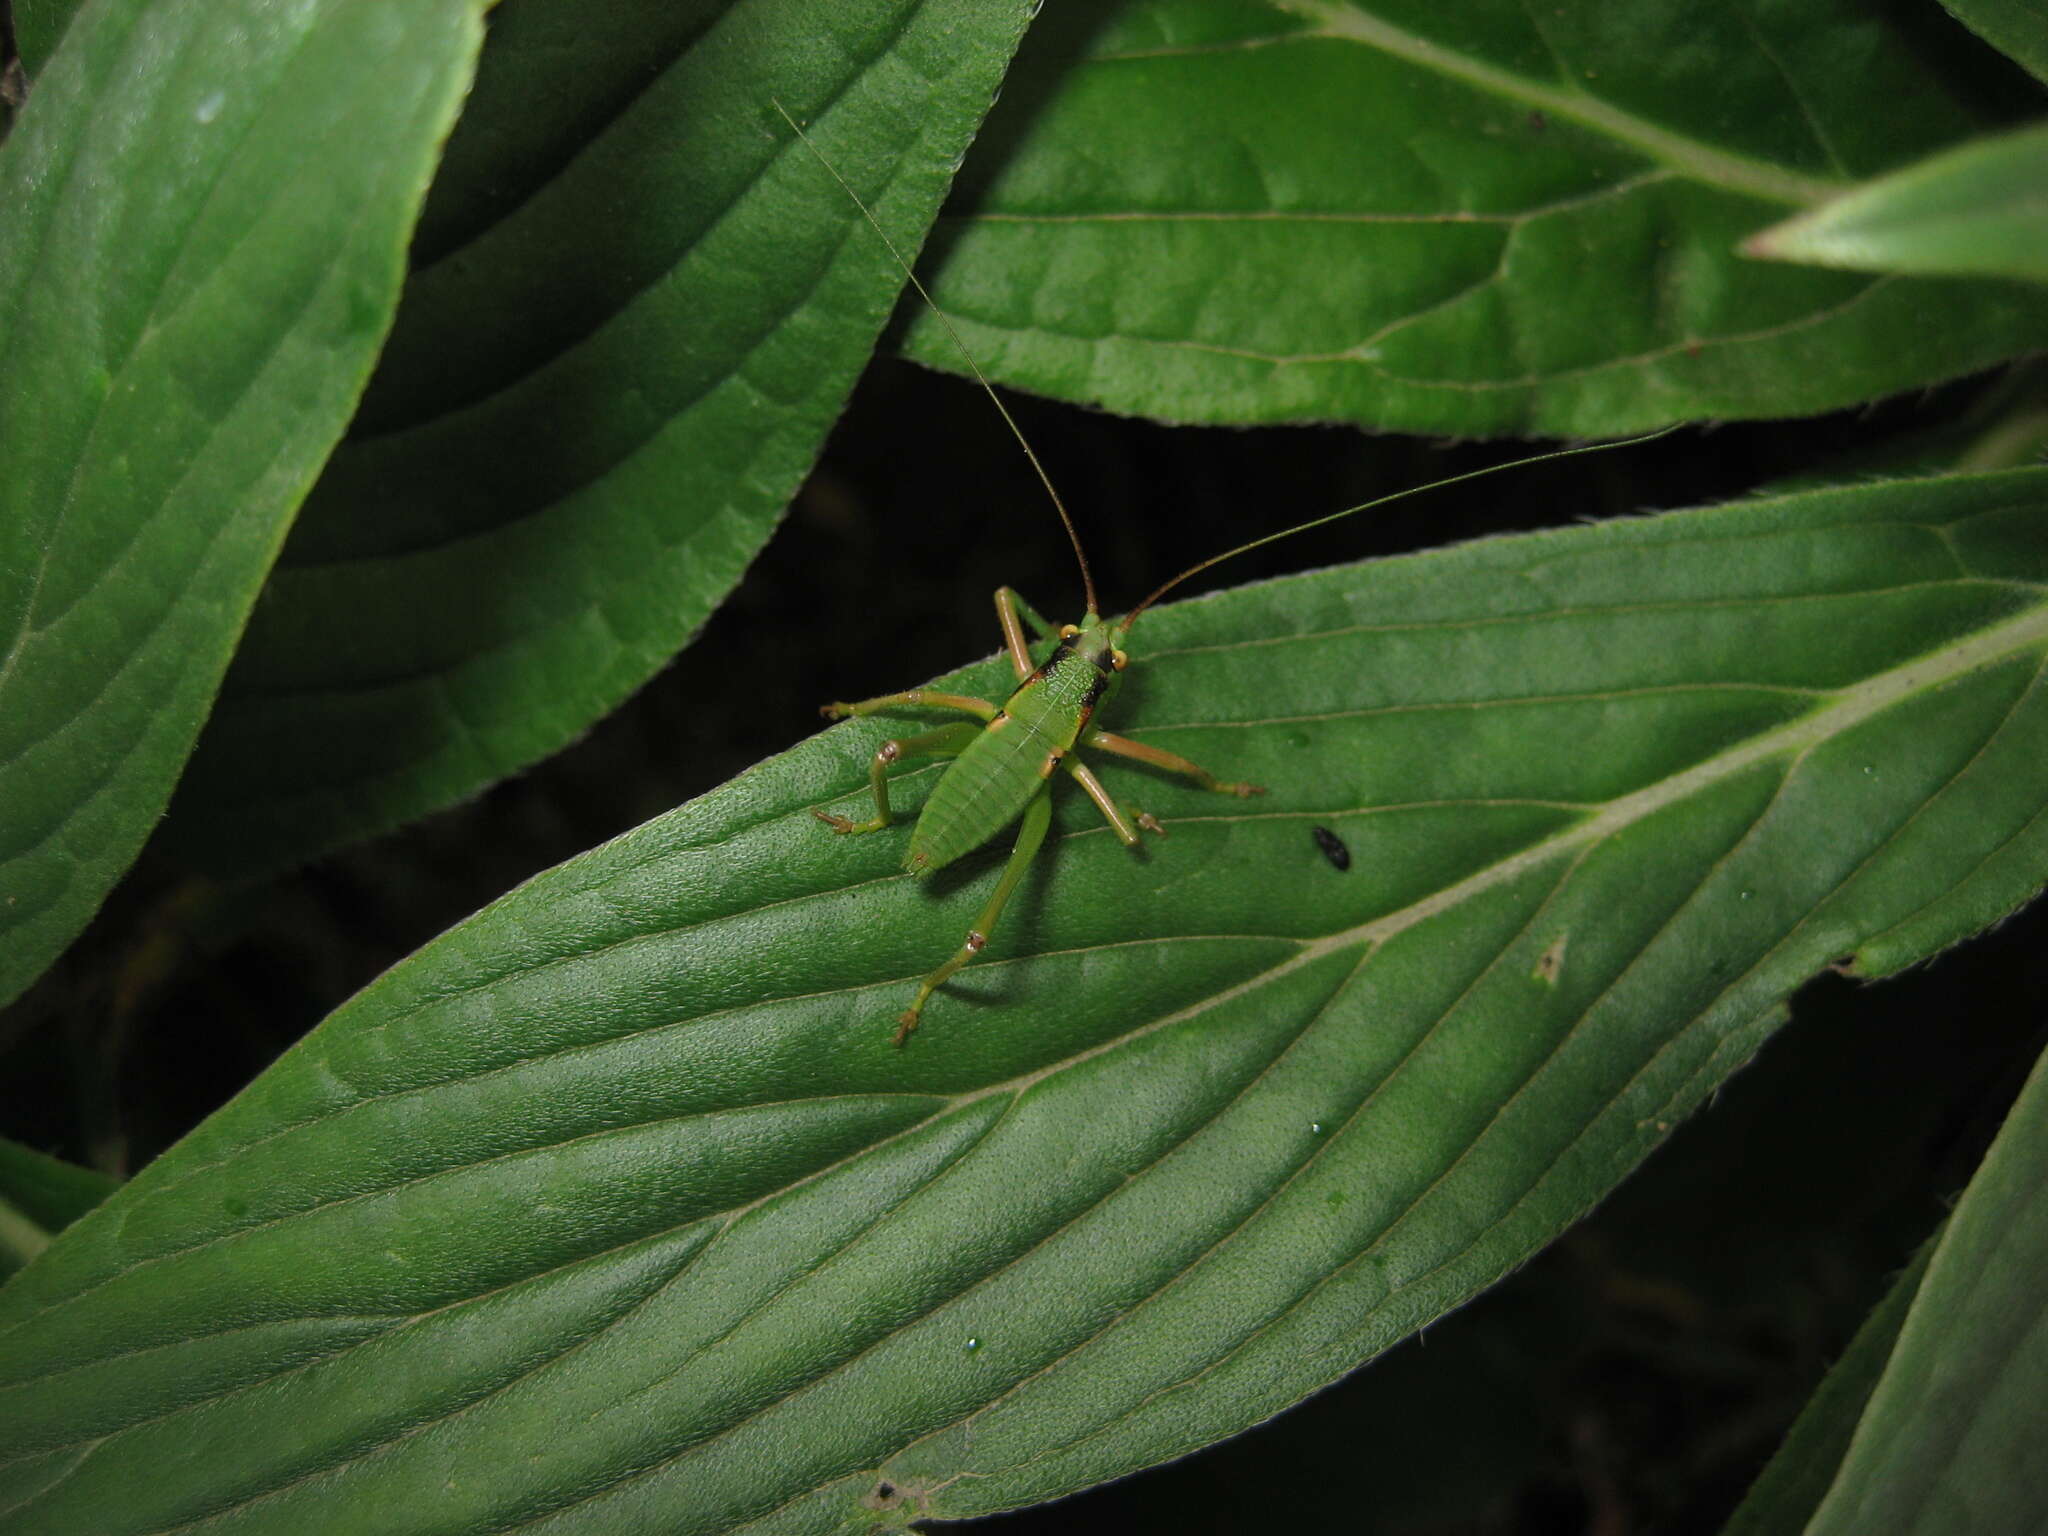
[{"xmin": 777, "ymin": 103, "xmax": 1660, "ymax": 1043}]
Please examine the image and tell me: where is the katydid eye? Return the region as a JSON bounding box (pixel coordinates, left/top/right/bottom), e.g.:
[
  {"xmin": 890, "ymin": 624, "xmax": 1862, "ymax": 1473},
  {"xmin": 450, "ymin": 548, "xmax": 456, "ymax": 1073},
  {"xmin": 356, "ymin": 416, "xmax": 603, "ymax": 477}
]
[
  {"xmin": 1111, "ymin": 649, "xmax": 1128, "ymax": 671},
  {"xmin": 1059, "ymin": 624, "xmax": 1079, "ymax": 639}
]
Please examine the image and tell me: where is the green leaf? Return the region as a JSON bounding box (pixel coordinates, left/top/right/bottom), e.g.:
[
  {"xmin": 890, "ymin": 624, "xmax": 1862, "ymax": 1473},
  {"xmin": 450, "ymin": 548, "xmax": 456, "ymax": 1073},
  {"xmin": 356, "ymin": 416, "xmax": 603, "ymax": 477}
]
[
  {"xmin": 1744, "ymin": 121, "xmax": 2048, "ymax": 283},
  {"xmin": 7, "ymin": 0, "xmax": 87, "ymax": 82},
  {"xmin": 1722, "ymin": 1230, "xmax": 1940, "ymax": 1536},
  {"xmin": 0, "ymin": 0, "xmax": 487, "ymax": 1010},
  {"xmin": 902, "ymin": 0, "xmax": 2048, "ymax": 433},
  {"xmin": 0, "ymin": 1140, "xmax": 116, "ymax": 1238},
  {"xmin": 1802, "ymin": 1044, "xmax": 2048, "ymax": 1536},
  {"xmin": 0, "ymin": 1139, "xmax": 118, "ymax": 1280},
  {"xmin": 2, "ymin": 471, "xmax": 2045, "ymax": 1533},
  {"xmin": 153, "ymin": 0, "xmax": 1040, "ymax": 878},
  {"xmin": 1940, "ymin": 0, "xmax": 2048, "ymax": 85}
]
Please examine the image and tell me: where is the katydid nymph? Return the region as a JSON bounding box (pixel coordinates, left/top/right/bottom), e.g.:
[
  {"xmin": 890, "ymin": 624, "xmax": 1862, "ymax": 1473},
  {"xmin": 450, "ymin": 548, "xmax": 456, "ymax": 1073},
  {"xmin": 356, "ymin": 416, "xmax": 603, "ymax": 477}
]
[{"xmin": 777, "ymin": 104, "xmax": 1659, "ymax": 1044}]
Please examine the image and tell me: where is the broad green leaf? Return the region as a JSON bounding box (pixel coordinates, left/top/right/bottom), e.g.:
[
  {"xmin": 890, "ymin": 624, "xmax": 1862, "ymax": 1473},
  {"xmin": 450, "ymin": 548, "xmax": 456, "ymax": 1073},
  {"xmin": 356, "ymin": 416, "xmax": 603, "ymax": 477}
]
[
  {"xmin": 1722, "ymin": 1230, "xmax": 1940, "ymax": 1536},
  {"xmin": 0, "ymin": 1139, "xmax": 118, "ymax": 1280},
  {"xmin": 3, "ymin": 472, "xmax": 2046, "ymax": 1532},
  {"xmin": 8, "ymin": 0, "xmax": 87, "ymax": 81},
  {"xmin": 1745, "ymin": 121, "xmax": 2048, "ymax": 283},
  {"xmin": 904, "ymin": 0, "xmax": 2048, "ymax": 434},
  {"xmin": 153, "ymin": 0, "xmax": 1040, "ymax": 878},
  {"xmin": 1804, "ymin": 1044, "xmax": 2048, "ymax": 1536},
  {"xmin": 1941, "ymin": 0, "xmax": 2048, "ymax": 85},
  {"xmin": 0, "ymin": 1, "xmax": 487, "ymax": 1010}
]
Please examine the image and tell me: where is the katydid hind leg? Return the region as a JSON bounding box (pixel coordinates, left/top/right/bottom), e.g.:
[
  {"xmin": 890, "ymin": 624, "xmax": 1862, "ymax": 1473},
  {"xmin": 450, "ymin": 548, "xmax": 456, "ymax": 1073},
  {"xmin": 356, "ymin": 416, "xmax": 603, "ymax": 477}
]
[
  {"xmin": 815, "ymin": 720, "xmax": 983, "ymax": 836},
  {"xmin": 1000, "ymin": 587, "xmax": 1063, "ymax": 643},
  {"xmin": 897, "ymin": 786, "xmax": 1054, "ymax": 1043}
]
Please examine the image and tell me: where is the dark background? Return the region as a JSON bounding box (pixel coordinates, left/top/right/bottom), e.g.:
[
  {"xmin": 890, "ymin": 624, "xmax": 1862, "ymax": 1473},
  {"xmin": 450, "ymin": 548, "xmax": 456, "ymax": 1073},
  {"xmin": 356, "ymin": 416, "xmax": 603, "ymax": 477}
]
[{"xmin": 2, "ymin": 348, "xmax": 2043, "ymax": 1533}]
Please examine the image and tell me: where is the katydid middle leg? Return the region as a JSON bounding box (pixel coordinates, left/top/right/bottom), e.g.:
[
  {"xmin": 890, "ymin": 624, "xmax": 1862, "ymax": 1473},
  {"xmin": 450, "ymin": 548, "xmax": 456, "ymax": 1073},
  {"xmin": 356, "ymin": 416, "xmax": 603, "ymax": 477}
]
[{"xmin": 896, "ymin": 785, "xmax": 1054, "ymax": 1043}]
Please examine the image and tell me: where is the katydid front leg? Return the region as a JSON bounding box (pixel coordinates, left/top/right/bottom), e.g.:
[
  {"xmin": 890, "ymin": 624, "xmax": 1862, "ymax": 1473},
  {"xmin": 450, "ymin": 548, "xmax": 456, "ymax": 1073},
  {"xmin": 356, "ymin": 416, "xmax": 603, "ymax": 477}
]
[
  {"xmin": 896, "ymin": 785, "xmax": 1054, "ymax": 1043},
  {"xmin": 1083, "ymin": 728, "xmax": 1266, "ymax": 801},
  {"xmin": 994, "ymin": 586, "xmax": 1062, "ymax": 680},
  {"xmin": 1064, "ymin": 757, "xmax": 1165, "ymax": 846}
]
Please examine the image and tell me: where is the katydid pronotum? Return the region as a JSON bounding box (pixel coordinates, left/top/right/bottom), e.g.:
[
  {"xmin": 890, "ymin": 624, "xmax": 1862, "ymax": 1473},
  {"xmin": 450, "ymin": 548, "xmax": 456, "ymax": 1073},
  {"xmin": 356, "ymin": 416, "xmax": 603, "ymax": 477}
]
[{"xmin": 777, "ymin": 103, "xmax": 1659, "ymax": 1043}]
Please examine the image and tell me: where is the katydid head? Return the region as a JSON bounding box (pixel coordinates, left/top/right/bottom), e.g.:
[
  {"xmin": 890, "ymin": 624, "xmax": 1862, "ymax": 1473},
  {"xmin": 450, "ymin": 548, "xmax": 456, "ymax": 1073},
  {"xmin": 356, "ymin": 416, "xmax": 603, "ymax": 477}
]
[{"xmin": 1057, "ymin": 615, "xmax": 1129, "ymax": 677}]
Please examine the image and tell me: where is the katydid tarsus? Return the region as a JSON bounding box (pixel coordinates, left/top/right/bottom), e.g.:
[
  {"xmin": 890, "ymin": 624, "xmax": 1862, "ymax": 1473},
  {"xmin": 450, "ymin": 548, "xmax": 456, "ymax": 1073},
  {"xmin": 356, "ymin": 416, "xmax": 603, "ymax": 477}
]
[{"xmin": 776, "ymin": 103, "xmax": 1662, "ymax": 1044}]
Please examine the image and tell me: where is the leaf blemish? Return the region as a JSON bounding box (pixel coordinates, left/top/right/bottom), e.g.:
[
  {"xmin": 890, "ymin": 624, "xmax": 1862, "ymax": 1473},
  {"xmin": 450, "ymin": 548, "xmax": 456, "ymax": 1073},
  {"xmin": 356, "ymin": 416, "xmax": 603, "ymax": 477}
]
[
  {"xmin": 1311, "ymin": 824, "xmax": 1351, "ymax": 871},
  {"xmin": 1533, "ymin": 934, "xmax": 1568, "ymax": 986},
  {"xmin": 862, "ymin": 1475, "xmax": 933, "ymax": 1520}
]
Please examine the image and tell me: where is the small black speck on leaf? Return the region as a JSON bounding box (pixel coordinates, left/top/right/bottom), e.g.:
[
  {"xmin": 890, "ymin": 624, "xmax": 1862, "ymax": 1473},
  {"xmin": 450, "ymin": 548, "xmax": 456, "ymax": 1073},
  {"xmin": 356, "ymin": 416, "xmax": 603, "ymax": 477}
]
[{"xmin": 1311, "ymin": 825, "xmax": 1350, "ymax": 871}]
